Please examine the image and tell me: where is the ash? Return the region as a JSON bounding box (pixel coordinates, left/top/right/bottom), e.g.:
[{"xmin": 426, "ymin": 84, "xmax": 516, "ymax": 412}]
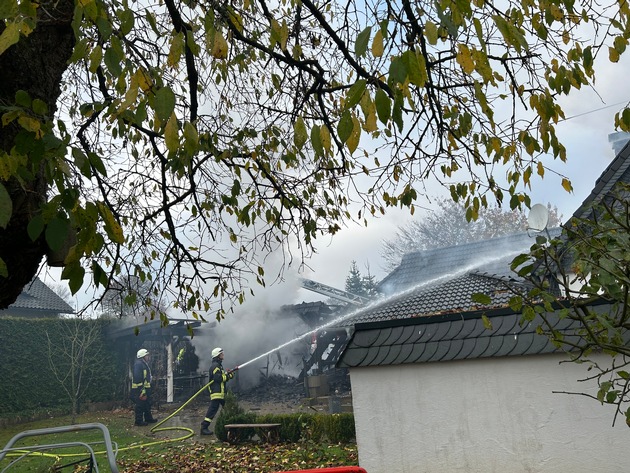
[{"xmin": 236, "ymin": 374, "xmax": 306, "ymax": 405}]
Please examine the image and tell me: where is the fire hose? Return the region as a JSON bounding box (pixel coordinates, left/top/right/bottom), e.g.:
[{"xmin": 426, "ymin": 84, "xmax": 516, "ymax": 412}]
[{"xmin": 0, "ymin": 366, "xmax": 241, "ymax": 465}]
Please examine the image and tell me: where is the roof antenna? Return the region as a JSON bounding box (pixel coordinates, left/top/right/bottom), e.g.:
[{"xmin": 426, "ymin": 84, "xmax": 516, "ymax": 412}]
[{"xmin": 527, "ymin": 203, "xmax": 550, "ymax": 237}]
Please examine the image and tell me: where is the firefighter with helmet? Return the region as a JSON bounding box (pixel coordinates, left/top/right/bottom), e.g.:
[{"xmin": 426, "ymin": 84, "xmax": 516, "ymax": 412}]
[
  {"xmin": 200, "ymin": 347, "xmax": 238, "ymax": 435},
  {"xmin": 131, "ymin": 348, "xmax": 158, "ymax": 426}
]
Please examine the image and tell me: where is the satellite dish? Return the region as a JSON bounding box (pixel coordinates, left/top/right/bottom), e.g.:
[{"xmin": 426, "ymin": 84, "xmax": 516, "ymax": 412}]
[{"xmin": 527, "ymin": 204, "xmax": 549, "ymax": 232}]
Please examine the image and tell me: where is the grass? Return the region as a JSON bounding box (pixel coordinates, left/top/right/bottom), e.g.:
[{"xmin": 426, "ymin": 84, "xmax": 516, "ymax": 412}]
[{"xmin": 0, "ymin": 406, "xmax": 358, "ymax": 472}]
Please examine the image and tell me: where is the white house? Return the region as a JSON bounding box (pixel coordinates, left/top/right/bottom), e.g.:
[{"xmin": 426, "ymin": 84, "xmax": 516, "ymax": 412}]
[{"xmin": 336, "ymin": 144, "xmax": 630, "ymax": 472}]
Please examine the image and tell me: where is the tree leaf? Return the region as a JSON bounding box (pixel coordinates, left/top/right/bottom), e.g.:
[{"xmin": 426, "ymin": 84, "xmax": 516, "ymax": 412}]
[
  {"xmin": 561, "ymin": 178, "xmax": 573, "ymax": 193},
  {"xmin": 0, "ymin": 21, "xmax": 20, "ymax": 56},
  {"xmin": 355, "ymin": 26, "xmax": 371, "ymax": 58},
  {"xmin": 345, "ymin": 80, "xmax": 366, "ymax": 110},
  {"xmin": 294, "ymin": 116, "xmax": 308, "ymax": 148},
  {"xmin": 27, "ymin": 214, "xmax": 44, "ymax": 241},
  {"xmin": 337, "ymin": 110, "xmax": 354, "ymax": 143},
  {"xmin": 211, "ymin": 30, "xmax": 229, "ymax": 59},
  {"xmin": 97, "ymin": 202, "xmax": 125, "ymax": 244},
  {"xmin": 164, "ymin": 112, "xmax": 179, "ymax": 153},
  {"xmin": 0, "ymin": 182, "xmax": 12, "ymax": 229},
  {"xmin": 310, "ymin": 124, "xmax": 323, "ymax": 156},
  {"xmin": 375, "ymin": 89, "xmax": 391, "ymax": 124},
  {"xmin": 154, "ymin": 87, "xmax": 176, "ymax": 122},
  {"xmin": 472, "ymin": 292, "xmax": 492, "ymax": 305},
  {"xmin": 346, "ymin": 114, "xmax": 361, "ymax": 153},
  {"xmin": 168, "ymin": 32, "xmax": 184, "ymax": 68},
  {"xmin": 45, "ymin": 217, "xmax": 70, "ymax": 252},
  {"xmin": 424, "ymin": 21, "xmax": 438, "ymax": 45},
  {"xmin": 0, "ymin": 257, "xmax": 7, "ymax": 278},
  {"xmin": 371, "ymin": 29, "xmax": 384, "ymax": 57}
]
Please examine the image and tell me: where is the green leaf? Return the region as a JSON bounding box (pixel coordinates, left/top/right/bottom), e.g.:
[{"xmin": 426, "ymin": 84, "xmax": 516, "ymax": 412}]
[
  {"xmin": 0, "ymin": 257, "xmax": 7, "ymax": 278},
  {"xmin": 27, "ymin": 214, "xmax": 44, "ymax": 241},
  {"xmin": 92, "ymin": 261, "xmax": 109, "ymax": 287},
  {"xmin": 482, "ymin": 314, "xmax": 493, "ymax": 330},
  {"xmin": 154, "ymin": 87, "xmax": 176, "ymax": 122},
  {"xmin": 15, "ymin": 90, "xmax": 31, "ymax": 108},
  {"xmin": 0, "ymin": 0, "xmax": 18, "ymax": 19},
  {"xmin": 472, "ymin": 292, "xmax": 492, "ymax": 305},
  {"xmin": 345, "ymin": 80, "xmax": 367, "ymax": 110},
  {"xmin": 88, "ymin": 152, "xmax": 107, "ymax": 176},
  {"xmin": 45, "ymin": 217, "xmax": 69, "ymax": 252},
  {"xmin": 164, "ymin": 112, "xmax": 179, "ymax": 153},
  {"xmin": 61, "ymin": 263, "xmax": 85, "ymax": 295},
  {"xmin": 375, "ymin": 89, "xmax": 391, "ymax": 124},
  {"xmin": 32, "ymin": 99, "xmax": 48, "ymax": 116},
  {"xmin": 310, "ymin": 124, "xmax": 324, "ymax": 156},
  {"xmin": 355, "ymin": 26, "xmax": 371, "ymax": 58},
  {"xmin": 0, "ymin": 182, "xmax": 12, "ymax": 229},
  {"xmin": 337, "ymin": 110, "xmax": 354, "ymax": 143}
]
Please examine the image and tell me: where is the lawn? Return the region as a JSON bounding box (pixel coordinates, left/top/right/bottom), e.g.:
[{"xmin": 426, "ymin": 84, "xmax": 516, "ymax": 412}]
[{"xmin": 0, "ymin": 407, "xmax": 359, "ymax": 472}]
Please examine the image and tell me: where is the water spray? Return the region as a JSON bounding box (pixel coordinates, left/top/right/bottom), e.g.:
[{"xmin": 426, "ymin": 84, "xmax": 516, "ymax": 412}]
[{"xmin": 237, "ymin": 249, "xmax": 526, "ymax": 370}]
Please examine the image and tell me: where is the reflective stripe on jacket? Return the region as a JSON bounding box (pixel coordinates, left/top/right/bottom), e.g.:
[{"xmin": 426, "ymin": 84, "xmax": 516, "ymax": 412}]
[
  {"xmin": 208, "ymin": 358, "xmax": 232, "ymax": 400},
  {"xmin": 131, "ymin": 358, "xmax": 152, "ymax": 389}
]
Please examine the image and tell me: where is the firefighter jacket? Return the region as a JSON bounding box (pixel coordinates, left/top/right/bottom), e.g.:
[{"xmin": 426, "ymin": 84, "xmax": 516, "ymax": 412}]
[
  {"xmin": 131, "ymin": 358, "xmax": 152, "ymax": 396},
  {"xmin": 208, "ymin": 358, "xmax": 234, "ymax": 400}
]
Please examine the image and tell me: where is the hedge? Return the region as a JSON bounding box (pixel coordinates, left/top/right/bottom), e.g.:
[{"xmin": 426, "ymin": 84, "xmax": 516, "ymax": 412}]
[
  {"xmin": 215, "ymin": 393, "xmax": 356, "ymax": 443},
  {"xmin": 0, "ymin": 317, "xmax": 125, "ymax": 417}
]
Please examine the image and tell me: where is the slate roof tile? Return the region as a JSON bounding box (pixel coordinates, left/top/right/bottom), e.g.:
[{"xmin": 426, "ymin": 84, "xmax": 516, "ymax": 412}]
[{"xmin": 2, "ymin": 277, "xmax": 74, "ymax": 315}]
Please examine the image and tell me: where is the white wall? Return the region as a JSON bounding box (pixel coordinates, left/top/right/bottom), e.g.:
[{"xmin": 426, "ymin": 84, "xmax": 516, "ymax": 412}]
[{"xmin": 349, "ymin": 354, "xmax": 630, "ymax": 473}]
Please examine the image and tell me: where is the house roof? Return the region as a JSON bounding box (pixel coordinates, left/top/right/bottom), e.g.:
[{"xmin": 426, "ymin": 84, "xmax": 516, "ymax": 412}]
[
  {"xmin": 338, "ymin": 139, "xmax": 630, "ymax": 369},
  {"xmin": 378, "ymin": 228, "xmax": 561, "ymax": 295},
  {"xmin": 571, "ymin": 139, "xmax": 630, "ymax": 220},
  {"xmin": 338, "ymin": 272, "xmax": 525, "ymax": 327},
  {"xmin": 2, "ymin": 277, "xmax": 74, "ymax": 315},
  {"xmin": 337, "ymin": 301, "xmax": 611, "ymax": 368}
]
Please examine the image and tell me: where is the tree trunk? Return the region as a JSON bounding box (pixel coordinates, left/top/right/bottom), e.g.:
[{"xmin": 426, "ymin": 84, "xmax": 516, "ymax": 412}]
[{"xmin": 0, "ymin": 0, "xmax": 76, "ymax": 308}]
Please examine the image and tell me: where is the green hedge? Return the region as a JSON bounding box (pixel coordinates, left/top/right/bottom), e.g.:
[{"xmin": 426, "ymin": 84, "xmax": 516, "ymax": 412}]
[
  {"xmin": 215, "ymin": 393, "xmax": 356, "ymax": 443},
  {"xmin": 0, "ymin": 317, "xmax": 125, "ymax": 417}
]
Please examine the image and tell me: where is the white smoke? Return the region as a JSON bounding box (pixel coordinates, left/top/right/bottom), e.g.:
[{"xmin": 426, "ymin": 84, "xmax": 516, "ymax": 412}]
[{"xmin": 191, "ymin": 266, "xmax": 312, "ymax": 390}]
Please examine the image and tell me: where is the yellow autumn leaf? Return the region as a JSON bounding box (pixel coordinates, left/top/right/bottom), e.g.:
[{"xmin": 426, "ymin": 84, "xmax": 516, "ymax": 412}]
[
  {"xmin": 0, "ymin": 22, "xmax": 20, "ymax": 55},
  {"xmin": 363, "ymin": 100, "xmax": 378, "ymax": 132},
  {"xmin": 561, "ymin": 178, "xmax": 573, "ymax": 193},
  {"xmin": 347, "ymin": 115, "xmax": 361, "ymax": 154},
  {"xmin": 280, "ymin": 19, "xmax": 289, "ymax": 51},
  {"xmin": 165, "ymin": 112, "xmax": 179, "ymax": 153},
  {"xmin": 371, "ymin": 29, "xmax": 383, "ymax": 57},
  {"xmin": 456, "ymin": 44, "xmax": 475, "ymax": 74},
  {"xmin": 609, "ymin": 46, "xmax": 620, "ymax": 63},
  {"xmin": 424, "ymin": 21, "xmax": 438, "ymax": 45},
  {"xmin": 168, "ymin": 32, "xmax": 184, "ymax": 68},
  {"xmin": 320, "ymin": 125, "xmax": 331, "ymax": 153},
  {"xmin": 211, "ymin": 30, "xmax": 229, "ymax": 59},
  {"xmin": 537, "ymin": 161, "xmax": 545, "ymax": 177},
  {"xmin": 97, "ymin": 202, "xmax": 125, "ymax": 244},
  {"xmin": 137, "ymin": 68, "xmax": 152, "ymax": 92}
]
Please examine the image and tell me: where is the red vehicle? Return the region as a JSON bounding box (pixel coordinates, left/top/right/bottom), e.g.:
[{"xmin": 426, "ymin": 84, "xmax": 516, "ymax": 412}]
[{"xmin": 276, "ymin": 468, "xmax": 367, "ymax": 473}]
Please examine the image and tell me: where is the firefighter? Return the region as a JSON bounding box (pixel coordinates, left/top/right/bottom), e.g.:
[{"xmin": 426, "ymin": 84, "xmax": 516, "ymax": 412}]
[
  {"xmin": 131, "ymin": 348, "xmax": 158, "ymax": 426},
  {"xmin": 200, "ymin": 347, "xmax": 237, "ymax": 435}
]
